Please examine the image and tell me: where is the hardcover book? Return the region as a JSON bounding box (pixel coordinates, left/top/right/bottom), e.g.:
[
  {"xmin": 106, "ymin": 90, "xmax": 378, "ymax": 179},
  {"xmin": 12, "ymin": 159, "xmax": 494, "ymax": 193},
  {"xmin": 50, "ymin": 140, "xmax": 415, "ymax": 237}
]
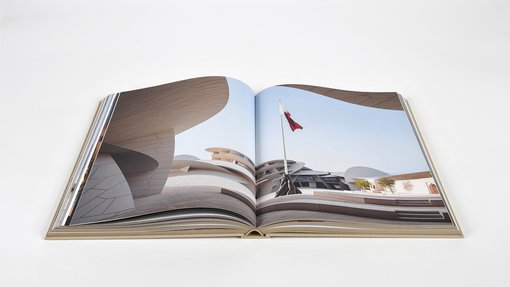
[{"xmin": 46, "ymin": 76, "xmax": 462, "ymax": 239}]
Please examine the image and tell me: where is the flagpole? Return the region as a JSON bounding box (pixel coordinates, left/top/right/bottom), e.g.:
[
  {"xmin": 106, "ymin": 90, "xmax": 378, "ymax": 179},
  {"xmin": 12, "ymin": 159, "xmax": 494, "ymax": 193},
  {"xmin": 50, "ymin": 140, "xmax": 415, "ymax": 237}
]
[{"xmin": 279, "ymin": 100, "xmax": 289, "ymax": 175}]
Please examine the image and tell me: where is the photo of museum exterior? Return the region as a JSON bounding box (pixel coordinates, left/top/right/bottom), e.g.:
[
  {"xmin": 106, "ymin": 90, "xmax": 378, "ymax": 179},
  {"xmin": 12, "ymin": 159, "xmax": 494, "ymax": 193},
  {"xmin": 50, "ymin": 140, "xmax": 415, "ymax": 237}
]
[
  {"xmin": 255, "ymin": 158, "xmax": 451, "ymax": 223},
  {"xmin": 64, "ymin": 76, "xmax": 452, "ymax": 229},
  {"xmin": 157, "ymin": 146, "xmax": 453, "ymax": 224}
]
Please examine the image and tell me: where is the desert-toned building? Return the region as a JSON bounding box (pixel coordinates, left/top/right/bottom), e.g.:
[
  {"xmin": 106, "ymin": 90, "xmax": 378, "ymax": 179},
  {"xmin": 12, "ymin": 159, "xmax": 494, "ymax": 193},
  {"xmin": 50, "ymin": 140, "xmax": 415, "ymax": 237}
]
[
  {"xmin": 206, "ymin": 147, "xmax": 255, "ymax": 175},
  {"xmin": 70, "ymin": 77, "xmax": 231, "ymax": 225},
  {"xmin": 357, "ymin": 171, "xmax": 439, "ymax": 195},
  {"xmin": 95, "ymin": 147, "xmax": 258, "ymax": 226},
  {"xmin": 255, "ymin": 160, "xmax": 450, "ymax": 223},
  {"xmin": 166, "ymin": 148, "xmax": 256, "ymax": 209}
]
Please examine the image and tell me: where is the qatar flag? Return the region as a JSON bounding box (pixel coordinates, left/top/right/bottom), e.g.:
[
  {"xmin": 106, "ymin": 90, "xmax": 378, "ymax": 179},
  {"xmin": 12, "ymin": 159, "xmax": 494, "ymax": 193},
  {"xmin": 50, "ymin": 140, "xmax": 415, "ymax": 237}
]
[{"xmin": 279, "ymin": 102, "xmax": 303, "ymax": 131}]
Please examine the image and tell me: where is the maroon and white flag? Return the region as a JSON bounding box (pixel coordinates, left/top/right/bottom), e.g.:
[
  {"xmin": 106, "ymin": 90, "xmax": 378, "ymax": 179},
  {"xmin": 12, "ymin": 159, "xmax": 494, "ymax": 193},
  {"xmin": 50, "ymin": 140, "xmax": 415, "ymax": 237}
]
[{"xmin": 279, "ymin": 102, "xmax": 303, "ymax": 131}]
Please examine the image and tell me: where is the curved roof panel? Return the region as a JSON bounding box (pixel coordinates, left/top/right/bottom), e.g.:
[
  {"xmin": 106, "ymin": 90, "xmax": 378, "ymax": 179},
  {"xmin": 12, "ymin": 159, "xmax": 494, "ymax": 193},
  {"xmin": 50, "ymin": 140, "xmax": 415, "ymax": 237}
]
[{"xmin": 281, "ymin": 84, "xmax": 402, "ymax": 111}]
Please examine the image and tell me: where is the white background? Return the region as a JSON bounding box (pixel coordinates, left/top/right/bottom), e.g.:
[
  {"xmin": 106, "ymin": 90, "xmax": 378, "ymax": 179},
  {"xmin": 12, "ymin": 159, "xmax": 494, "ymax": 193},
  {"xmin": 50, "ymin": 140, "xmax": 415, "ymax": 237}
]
[{"xmin": 1, "ymin": 1, "xmax": 509, "ymax": 286}]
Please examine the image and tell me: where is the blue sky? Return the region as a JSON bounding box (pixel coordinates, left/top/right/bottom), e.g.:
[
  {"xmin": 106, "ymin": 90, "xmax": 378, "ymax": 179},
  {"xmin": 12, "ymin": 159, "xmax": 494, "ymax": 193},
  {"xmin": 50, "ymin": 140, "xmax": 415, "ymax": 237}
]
[
  {"xmin": 255, "ymin": 86, "xmax": 430, "ymax": 174},
  {"xmin": 173, "ymin": 78, "xmax": 255, "ymax": 161}
]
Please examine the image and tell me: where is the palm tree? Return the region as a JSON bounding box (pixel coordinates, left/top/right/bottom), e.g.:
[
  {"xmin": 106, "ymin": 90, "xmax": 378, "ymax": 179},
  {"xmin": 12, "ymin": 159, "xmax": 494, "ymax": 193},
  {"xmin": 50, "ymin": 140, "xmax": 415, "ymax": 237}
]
[
  {"xmin": 377, "ymin": 177, "xmax": 395, "ymax": 194},
  {"xmin": 354, "ymin": 179, "xmax": 371, "ymax": 191}
]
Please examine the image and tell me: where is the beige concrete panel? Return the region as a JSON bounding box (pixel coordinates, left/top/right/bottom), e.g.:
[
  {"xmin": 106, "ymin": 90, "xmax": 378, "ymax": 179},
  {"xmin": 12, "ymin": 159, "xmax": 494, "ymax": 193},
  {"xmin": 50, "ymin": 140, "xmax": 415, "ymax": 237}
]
[
  {"xmin": 282, "ymin": 84, "xmax": 402, "ymax": 111},
  {"xmin": 100, "ymin": 77, "xmax": 229, "ymax": 199},
  {"xmin": 71, "ymin": 153, "xmax": 135, "ymax": 225},
  {"xmin": 206, "ymin": 147, "xmax": 255, "ymax": 174},
  {"xmin": 387, "ymin": 171, "xmax": 432, "ymax": 180},
  {"xmin": 106, "ymin": 77, "xmax": 229, "ymax": 144},
  {"xmin": 171, "ymin": 159, "xmax": 233, "ymax": 174},
  {"xmin": 113, "ymin": 130, "xmax": 175, "ymax": 199}
]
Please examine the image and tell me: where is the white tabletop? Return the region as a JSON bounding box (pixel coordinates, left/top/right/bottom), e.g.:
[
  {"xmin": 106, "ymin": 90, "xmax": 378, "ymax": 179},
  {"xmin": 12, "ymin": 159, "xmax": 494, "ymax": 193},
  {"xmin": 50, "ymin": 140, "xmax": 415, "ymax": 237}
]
[{"xmin": 1, "ymin": 1, "xmax": 508, "ymax": 286}]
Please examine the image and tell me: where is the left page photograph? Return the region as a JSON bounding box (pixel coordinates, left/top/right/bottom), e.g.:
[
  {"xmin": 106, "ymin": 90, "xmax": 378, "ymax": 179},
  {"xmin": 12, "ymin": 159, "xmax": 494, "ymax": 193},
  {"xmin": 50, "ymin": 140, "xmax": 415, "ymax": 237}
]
[{"xmin": 64, "ymin": 76, "xmax": 257, "ymax": 228}]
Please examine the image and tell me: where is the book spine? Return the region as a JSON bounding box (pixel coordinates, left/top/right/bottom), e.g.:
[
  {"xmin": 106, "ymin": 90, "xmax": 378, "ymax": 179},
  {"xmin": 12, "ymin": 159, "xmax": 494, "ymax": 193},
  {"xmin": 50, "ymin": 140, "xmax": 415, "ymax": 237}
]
[{"xmin": 242, "ymin": 229, "xmax": 268, "ymax": 238}]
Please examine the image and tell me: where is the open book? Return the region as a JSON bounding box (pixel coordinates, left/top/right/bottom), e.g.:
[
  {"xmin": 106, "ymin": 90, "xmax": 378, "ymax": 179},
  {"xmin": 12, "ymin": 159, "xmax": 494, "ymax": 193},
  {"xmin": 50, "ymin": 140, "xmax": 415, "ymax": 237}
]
[{"xmin": 47, "ymin": 76, "xmax": 462, "ymax": 239}]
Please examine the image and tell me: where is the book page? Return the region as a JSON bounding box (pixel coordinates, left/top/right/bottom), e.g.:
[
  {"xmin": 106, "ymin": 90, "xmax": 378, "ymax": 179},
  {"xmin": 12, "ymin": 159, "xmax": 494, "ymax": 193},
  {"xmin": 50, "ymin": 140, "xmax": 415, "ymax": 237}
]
[
  {"xmin": 69, "ymin": 77, "xmax": 257, "ymax": 226},
  {"xmin": 255, "ymin": 85, "xmax": 458, "ymax": 232}
]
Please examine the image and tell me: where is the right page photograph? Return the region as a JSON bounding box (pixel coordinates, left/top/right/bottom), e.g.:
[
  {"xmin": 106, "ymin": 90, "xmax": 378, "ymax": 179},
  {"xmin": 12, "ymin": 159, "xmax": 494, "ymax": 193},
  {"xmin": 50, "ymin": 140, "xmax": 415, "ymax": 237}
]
[{"xmin": 255, "ymin": 84, "xmax": 460, "ymax": 236}]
